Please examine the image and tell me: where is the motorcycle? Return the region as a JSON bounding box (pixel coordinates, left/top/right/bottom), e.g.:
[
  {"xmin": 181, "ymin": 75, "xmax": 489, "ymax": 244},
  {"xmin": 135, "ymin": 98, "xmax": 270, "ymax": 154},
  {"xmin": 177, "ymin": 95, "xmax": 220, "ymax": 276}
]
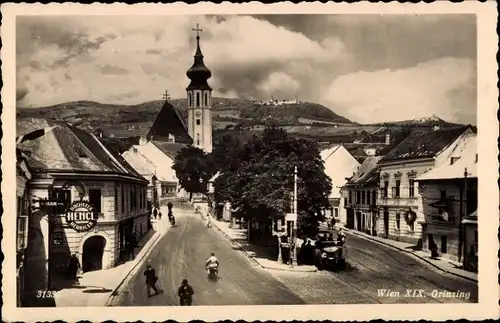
[{"xmin": 206, "ymin": 266, "xmax": 218, "ymax": 281}]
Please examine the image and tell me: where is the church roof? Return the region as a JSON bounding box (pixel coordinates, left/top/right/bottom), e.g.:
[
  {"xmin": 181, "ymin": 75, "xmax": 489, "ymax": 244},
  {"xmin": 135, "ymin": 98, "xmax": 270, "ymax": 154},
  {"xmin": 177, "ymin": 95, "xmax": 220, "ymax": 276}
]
[
  {"xmin": 147, "ymin": 101, "xmax": 193, "ymax": 144},
  {"xmin": 186, "ymin": 32, "xmax": 212, "ymax": 91},
  {"xmin": 151, "ymin": 141, "xmax": 187, "ymax": 160}
]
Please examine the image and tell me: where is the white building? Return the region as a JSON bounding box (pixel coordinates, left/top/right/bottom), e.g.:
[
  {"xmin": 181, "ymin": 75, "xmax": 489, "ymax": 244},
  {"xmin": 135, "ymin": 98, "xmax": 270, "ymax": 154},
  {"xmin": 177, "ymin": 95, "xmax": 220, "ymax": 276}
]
[{"xmin": 320, "ymin": 144, "xmax": 361, "ymax": 225}]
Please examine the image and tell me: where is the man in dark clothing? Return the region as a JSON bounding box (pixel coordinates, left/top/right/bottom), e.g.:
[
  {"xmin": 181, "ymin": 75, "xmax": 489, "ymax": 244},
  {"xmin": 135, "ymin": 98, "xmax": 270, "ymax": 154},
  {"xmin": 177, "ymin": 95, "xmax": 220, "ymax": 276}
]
[
  {"xmin": 158, "ymin": 210, "xmax": 162, "ymax": 219},
  {"xmin": 127, "ymin": 233, "xmax": 137, "ymax": 260},
  {"xmin": 144, "ymin": 265, "xmax": 159, "ymax": 297},
  {"xmin": 68, "ymin": 254, "xmax": 81, "ymax": 279},
  {"xmin": 153, "ymin": 208, "xmax": 158, "ymax": 219},
  {"xmin": 177, "ymin": 279, "xmax": 194, "ymax": 306},
  {"xmin": 167, "ymin": 201, "xmax": 173, "ymax": 211}
]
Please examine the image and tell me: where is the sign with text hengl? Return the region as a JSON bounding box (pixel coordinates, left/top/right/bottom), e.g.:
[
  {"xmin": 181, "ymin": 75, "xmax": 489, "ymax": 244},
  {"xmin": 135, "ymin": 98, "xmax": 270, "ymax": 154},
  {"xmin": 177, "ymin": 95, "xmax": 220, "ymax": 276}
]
[{"xmin": 65, "ymin": 200, "xmax": 98, "ymax": 232}]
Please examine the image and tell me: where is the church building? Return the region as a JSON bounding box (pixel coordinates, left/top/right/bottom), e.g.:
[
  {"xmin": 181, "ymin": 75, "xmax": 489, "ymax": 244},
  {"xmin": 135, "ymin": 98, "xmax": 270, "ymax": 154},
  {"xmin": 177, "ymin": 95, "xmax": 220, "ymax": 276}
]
[{"xmin": 123, "ymin": 24, "xmax": 214, "ymax": 201}]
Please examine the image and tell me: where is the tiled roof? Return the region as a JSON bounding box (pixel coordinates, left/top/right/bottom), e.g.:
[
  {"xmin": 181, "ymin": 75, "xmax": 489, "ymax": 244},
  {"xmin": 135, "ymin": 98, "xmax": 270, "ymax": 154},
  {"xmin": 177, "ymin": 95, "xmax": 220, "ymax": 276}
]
[
  {"xmin": 382, "ymin": 126, "xmax": 471, "ymax": 162},
  {"xmin": 417, "ymin": 135, "xmax": 477, "ymax": 181},
  {"xmin": 346, "ymin": 156, "xmax": 383, "ymax": 186},
  {"xmin": 151, "ymin": 141, "xmax": 187, "ymax": 160},
  {"xmin": 17, "ymin": 123, "xmax": 146, "ymax": 181}
]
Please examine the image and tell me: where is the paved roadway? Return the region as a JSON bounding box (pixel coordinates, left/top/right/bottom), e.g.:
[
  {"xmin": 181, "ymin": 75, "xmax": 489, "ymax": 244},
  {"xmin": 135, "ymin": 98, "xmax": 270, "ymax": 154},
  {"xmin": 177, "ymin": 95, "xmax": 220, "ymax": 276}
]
[
  {"xmin": 114, "ymin": 213, "xmax": 304, "ymax": 306},
  {"xmin": 114, "ymin": 212, "xmax": 477, "ymax": 306}
]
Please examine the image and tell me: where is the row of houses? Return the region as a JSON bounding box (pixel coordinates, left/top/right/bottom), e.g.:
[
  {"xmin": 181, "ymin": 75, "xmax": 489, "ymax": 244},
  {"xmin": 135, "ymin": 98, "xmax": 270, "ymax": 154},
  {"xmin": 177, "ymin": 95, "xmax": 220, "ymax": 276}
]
[{"xmin": 332, "ymin": 125, "xmax": 478, "ymax": 272}]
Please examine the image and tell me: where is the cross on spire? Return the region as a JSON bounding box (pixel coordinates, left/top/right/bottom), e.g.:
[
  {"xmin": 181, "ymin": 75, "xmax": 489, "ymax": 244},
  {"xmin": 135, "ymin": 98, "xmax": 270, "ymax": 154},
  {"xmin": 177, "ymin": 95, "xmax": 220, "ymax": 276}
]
[
  {"xmin": 192, "ymin": 23, "xmax": 203, "ymax": 38},
  {"xmin": 163, "ymin": 90, "xmax": 170, "ymax": 101}
]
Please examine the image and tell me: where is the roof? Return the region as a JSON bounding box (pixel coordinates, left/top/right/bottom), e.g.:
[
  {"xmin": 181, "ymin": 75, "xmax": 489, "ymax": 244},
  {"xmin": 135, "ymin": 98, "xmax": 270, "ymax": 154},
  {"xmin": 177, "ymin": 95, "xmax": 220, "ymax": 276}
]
[
  {"xmin": 147, "ymin": 101, "xmax": 193, "ymax": 144},
  {"xmin": 382, "ymin": 126, "xmax": 471, "ymax": 162},
  {"xmin": 17, "ymin": 123, "xmax": 146, "ymax": 181},
  {"xmin": 130, "ymin": 142, "xmax": 180, "ymax": 182},
  {"xmin": 346, "ymin": 156, "xmax": 383, "ymax": 186},
  {"xmin": 416, "ymin": 135, "xmax": 477, "ymax": 181},
  {"xmin": 151, "ymin": 141, "xmax": 187, "ymax": 160},
  {"xmin": 321, "ymin": 145, "xmax": 361, "ymax": 198},
  {"xmin": 122, "ymin": 146, "xmax": 172, "ymax": 182}
]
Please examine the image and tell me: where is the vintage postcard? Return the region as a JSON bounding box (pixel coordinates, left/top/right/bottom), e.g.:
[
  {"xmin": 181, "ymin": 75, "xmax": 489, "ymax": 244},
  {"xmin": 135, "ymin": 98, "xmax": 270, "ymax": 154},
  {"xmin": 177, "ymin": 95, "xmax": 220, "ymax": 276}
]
[{"xmin": 2, "ymin": 2, "xmax": 498, "ymax": 322}]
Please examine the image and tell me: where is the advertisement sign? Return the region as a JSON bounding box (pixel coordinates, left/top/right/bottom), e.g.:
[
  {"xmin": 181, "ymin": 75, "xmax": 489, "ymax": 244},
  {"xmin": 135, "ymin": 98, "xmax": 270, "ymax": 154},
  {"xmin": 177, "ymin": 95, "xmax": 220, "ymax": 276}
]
[
  {"xmin": 65, "ymin": 201, "xmax": 97, "ymax": 232},
  {"xmin": 285, "ymin": 213, "xmax": 297, "ymax": 222}
]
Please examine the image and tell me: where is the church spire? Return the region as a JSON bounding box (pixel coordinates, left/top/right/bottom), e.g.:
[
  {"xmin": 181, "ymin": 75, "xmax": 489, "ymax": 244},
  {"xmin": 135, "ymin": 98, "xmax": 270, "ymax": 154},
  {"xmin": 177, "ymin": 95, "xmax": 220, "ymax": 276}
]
[{"xmin": 186, "ymin": 23, "xmax": 212, "ymax": 91}]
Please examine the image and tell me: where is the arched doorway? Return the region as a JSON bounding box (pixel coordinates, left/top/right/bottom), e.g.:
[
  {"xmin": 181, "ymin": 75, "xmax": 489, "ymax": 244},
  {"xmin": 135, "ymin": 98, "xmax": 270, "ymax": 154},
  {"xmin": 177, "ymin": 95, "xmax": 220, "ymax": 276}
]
[{"xmin": 82, "ymin": 235, "xmax": 106, "ymax": 272}]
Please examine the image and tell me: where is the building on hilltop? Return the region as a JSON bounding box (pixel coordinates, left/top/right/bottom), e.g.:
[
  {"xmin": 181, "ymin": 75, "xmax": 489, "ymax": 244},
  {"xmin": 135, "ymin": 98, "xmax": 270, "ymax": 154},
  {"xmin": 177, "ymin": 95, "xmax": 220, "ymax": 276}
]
[
  {"xmin": 416, "ymin": 134, "xmax": 477, "ymax": 269},
  {"xmin": 376, "ymin": 125, "xmax": 475, "ymax": 246},
  {"xmin": 16, "ymin": 121, "xmax": 149, "ymax": 306}
]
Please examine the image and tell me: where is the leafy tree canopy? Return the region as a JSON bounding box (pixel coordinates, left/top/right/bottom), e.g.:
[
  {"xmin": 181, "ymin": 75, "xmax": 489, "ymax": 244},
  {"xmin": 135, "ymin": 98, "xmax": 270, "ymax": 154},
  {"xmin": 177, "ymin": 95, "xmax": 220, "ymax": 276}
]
[
  {"xmin": 213, "ymin": 127, "xmax": 332, "ymax": 237},
  {"xmin": 172, "ymin": 146, "xmax": 215, "ymax": 197}
]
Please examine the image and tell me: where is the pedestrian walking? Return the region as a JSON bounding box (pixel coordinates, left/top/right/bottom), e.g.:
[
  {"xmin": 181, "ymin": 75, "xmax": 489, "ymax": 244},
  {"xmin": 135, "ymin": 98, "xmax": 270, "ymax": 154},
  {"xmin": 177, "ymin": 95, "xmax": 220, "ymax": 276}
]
[
  {"xmin": 158, "ymin": 210, "xmax": 162, "ymax": 219},
  {"xmin": 429, "ymin": 238, "xmax": 439, "ymax": 259},
  {"xmin": 144, "ymin": 265, "xmax": 160, "ymax": 297},
  {"xmin": 177, "ymin": 279, "xmax": 194, "ymax": 306},
  {"xmin": 153, "ymin": 207, "xmax": 158, "ymax": 219},
  {"xmin": 67, "ymin": 254, "xmax": 81, "ymax": 280},
  {"xmin": 127, "ymin": 233, "xmax": 137, "ymax": 260},
  {"xmin": 167, "ymin": 201, "xmax": 173, "ymax": 212}
]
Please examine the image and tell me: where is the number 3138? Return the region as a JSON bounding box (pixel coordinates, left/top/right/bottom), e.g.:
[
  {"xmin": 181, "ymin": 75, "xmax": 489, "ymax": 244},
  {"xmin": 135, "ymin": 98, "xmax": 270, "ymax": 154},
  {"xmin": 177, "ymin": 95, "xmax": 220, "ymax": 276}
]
[{"xmin": 37, "ymin": 290, "xmax": 56, "ymax": 298}]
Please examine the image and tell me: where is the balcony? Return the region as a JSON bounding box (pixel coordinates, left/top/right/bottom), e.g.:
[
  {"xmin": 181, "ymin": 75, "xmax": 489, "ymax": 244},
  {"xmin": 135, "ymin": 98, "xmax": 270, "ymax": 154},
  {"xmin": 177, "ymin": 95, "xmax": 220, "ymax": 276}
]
[{"xmin": 429, "ymin": 214, "xmax": 456, "ymax": 225}]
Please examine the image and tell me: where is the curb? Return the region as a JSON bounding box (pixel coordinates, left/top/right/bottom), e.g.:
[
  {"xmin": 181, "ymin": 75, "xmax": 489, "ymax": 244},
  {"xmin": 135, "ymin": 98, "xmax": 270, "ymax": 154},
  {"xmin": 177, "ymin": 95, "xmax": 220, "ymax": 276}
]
[
  {"xmin": 211, "ymin": 220, "xmax": 317, "ymax": 273},
  {"xmin": 104, "ymin": 221, "xmax": 166, "ymax": 306},
  {"xmin": 344, "ymin": 229, "xmax": 478, "ymax": 283}
]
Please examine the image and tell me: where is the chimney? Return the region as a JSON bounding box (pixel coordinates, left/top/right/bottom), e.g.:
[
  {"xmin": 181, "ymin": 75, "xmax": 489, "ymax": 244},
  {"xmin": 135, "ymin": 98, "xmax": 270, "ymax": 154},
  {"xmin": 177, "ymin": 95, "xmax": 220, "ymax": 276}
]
[
  {"xmin": 433, "ymin": 125, "xmax": 440, "ymax": 131},
  {"xmin": 385, "ymin": 132, "xmax": 390, "ymax": 145}
]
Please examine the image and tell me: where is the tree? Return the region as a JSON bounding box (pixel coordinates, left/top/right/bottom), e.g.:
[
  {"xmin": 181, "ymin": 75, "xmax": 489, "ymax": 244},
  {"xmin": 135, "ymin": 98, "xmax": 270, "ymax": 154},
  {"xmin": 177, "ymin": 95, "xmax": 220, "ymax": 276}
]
[
  {"xmin": 213, "ymin": 127, "xmax": 332, "ymax": 237},
  {"xmin": 172, "ymin": 146, "xmax": 215, "ymax": 200}
]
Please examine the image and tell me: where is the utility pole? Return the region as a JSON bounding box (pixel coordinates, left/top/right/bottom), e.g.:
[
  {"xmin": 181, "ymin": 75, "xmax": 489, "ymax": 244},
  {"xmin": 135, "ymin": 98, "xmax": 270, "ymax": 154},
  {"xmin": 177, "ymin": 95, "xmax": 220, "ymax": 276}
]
[{"xmin": 292, "ymin": 166, "xmax": 298, "ymax": 267}]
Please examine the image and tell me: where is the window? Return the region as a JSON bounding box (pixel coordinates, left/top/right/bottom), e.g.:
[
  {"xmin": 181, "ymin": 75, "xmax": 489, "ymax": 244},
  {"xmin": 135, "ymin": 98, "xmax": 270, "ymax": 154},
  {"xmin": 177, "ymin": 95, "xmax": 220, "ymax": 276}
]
[
  {"xmin": 361, "ymin": 191, "xmax": 366, "ymax": 205},
  {"xmin": 395, "ymin": 212, "xmax": 400, "ymax": 230},
  {"xmin": 121, "ymin": 186, "xmax": 125, "ymax": 212},
  {"xmin": 334, "ymin": 208, "xmax": 339, "ymax": 218},
  {"xmin": 74, "ymin": 145, "xmax": 88, "ymax": 158},
  {"xmin": 49, "ymin": 188, "xmax": 72, "ymax": 213},
  {"xmin": 395, "ymin": 180, "xmax": 401, "ymax": 198},
  {"xmin": 196, "ymin": 119, "xmax": 201, "ymax": 126},
  {"xmin": 356, "ymin": 191, "xmax": 361, "ymax": 204},
  {"xmin": 196, "ymin": 133, "xmax": 200, "ymax": 146},
  {"xmin": 440, "ymin": 189, "xmax": 447, "ymax": 201},
  {"xmin": 466, "ymin": 189, "xmax": 477, "ymax": 215},
  {"xmin": 114, "ymin": 187, "xmax": 118, "ymax": 212},
  {"xmin": 17, "ymin": 216, "xmax": 28, "ymax": 252},
  {"xmin": 344, "ymin": 197, "xmax": 348, "ymax": 207},
  {"xmin": 441, "ymin": 235, "xmax": 447, "ymax": 254},
  {"xmin": 204, "ymin": 92, "xmax": 208, "ymax": 106},
  {"xmin": 409, "ymin": 179, "xmax": 415, "ymax": 197},
  {"xmin": 372, "ymin": 191, "xmax": 376, "ymax": 205},
  {"xmin": 168, "ymin": 133, "xmax": 175, "ymax": 143},
  {"xmin": 348, "ymin": 191, "xmax": 352, "ymax": 204},
  {"xmin": 188, "ymin": 93, "xmax": 192, "ymax": 106},
  {"xmin": 383, "ymin": 181, "xmax": 389, "ymax": 198},
  {"xmin": 89, "ymin": 189, "xmax": 102, "ymax": 213},
  {"xmin": 367, "ymin": 191, "xmax": 371, "ymax": 205},
  {"xmin": 196, "ymin": 92, "xmax": 200, "ymax": 106},
  {"xmin": 130, "ymin": 187, "xmax": 136, "ymax": 210}
]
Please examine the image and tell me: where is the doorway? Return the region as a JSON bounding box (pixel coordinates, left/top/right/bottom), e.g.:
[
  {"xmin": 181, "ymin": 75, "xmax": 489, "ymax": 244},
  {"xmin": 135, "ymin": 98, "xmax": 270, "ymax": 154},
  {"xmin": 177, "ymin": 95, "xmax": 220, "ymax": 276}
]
[
  {"xmin": 383, "ymin": 208, "xmax": 389, "ymax": 238},
  {"xmin": 82, "ymin": 235, "xmax": 106, "ymax": 272},
  {"xmin": 356, "ymin": 212, "xmax": 362, "ymax": 231}
]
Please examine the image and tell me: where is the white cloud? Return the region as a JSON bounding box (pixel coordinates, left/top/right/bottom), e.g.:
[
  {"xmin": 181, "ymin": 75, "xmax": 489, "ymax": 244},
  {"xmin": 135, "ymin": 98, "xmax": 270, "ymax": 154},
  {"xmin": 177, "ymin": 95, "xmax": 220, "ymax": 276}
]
[
  {"xmin": 321, "ymin": 57, "xmax": 476, "ymax": 123},
  {"xmin": 257, "ymin": 72, "xmax": 301, "ymax": 98}
]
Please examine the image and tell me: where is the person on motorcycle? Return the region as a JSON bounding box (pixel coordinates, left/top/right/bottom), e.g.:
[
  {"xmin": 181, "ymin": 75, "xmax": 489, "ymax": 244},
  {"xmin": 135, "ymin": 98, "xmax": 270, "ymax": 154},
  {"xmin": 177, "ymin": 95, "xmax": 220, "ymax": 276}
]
[
  {"xmin": 205, "ymin": 252, "xmax": 219, "ymax": 275},
  {"xmin": 177, "ymin": 279, "xmax": 194, "ymax": 306},
  {"xmin": 206, "ymin": 212, "xmax": 211, "ymax": 228}
]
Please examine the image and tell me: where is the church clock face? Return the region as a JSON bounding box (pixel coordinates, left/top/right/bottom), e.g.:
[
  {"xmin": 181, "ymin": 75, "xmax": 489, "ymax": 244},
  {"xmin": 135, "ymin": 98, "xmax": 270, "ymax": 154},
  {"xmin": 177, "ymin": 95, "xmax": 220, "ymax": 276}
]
[{"xmin": 195, "ymin": 111, "xmax": 201, "ymax": 117}]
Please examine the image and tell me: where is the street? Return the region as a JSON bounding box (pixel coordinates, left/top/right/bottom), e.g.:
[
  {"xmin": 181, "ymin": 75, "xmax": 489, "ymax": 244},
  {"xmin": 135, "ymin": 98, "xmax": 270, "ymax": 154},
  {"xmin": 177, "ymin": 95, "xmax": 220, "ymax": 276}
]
[
  {"xmin": 113, "ymin": 213, "xmax": 477, "ymax": 306},
  {"xmin": 114, "ymin": 213, "xmax": 305, "ymax": 306}
]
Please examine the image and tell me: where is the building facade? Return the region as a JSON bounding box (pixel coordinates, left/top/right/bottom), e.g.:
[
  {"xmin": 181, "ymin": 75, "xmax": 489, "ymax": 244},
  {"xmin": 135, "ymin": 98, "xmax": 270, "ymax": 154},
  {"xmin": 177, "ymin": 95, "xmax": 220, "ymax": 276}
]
[
  {"xmin": 416, "ymin": 135, "xmax": 477, "ymax": 265},
  {"xmin": 16, "ymin": 149, "xmax": 32, "ymax": 307},
  {"xmin": 376, "ymin": 126, "xmax": 474, "ymax": 245},
  {"xmin": 320, "ymin": 144, "xmax": 360, "ymax": 225},
  {"xmin": 17, "ymin": 123, "xmax": 149, "ymax": 306},
  {"xmin": 343, "ymin": 156, "xmax": 382, "ymax": 235}
]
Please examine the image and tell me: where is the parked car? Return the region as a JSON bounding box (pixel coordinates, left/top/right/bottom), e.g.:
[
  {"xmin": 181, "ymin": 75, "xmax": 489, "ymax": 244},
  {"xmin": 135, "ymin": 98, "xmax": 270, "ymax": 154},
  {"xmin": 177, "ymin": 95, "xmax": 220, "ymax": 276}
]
[{"xmin": 312, "ymin": 229, "xmax": 347, "ymax": 270}]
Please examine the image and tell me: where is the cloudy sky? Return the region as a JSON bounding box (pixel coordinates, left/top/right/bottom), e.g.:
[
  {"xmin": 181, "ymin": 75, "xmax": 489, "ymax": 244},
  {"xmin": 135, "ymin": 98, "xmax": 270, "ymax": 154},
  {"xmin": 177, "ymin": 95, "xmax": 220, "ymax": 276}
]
[{"xmin": 16, "ymin": 14, "xmax": 476, "ymax": 124}]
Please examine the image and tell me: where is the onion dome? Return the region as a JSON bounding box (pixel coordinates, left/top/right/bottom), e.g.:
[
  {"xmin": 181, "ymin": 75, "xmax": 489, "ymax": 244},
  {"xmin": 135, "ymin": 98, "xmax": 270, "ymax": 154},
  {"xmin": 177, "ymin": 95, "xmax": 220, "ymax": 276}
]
[{"xmin": 186, "ymin": 34, "xmax": 212, "ymax": 91}]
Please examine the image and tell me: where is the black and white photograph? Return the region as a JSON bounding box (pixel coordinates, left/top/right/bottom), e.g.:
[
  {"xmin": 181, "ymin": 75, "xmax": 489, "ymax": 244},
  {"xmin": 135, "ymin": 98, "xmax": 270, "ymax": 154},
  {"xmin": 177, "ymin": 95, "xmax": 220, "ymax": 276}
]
[{"xmin": 2, "ymin": 2, "xmax": 498, "ymax": 322}]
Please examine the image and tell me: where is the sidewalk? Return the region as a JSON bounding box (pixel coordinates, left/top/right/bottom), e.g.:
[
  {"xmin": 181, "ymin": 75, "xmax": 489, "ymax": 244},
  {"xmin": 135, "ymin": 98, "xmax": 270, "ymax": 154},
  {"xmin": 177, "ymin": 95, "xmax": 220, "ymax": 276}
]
[
  {"xmin": 344, "ymin": 228, "xmax": 478, "ymax": 282},
  {"xmin": 211, "ymin": 218, "xmax": 317, "ymax": 273},
  {"xmin": 54, "ymin": 215, "xmax": 170, "ymax": 307}
]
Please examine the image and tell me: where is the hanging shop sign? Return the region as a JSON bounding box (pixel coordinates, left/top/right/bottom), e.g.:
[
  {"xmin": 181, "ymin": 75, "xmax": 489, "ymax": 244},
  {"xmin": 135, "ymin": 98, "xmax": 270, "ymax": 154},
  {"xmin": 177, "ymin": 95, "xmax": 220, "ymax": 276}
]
[
  {"xmin": 65, "ymin": 200, "xmax": 98, "ymax": 232},
  {"xmin": 53, "ymin": 232, "xmax": 64, "ymax": 245}
]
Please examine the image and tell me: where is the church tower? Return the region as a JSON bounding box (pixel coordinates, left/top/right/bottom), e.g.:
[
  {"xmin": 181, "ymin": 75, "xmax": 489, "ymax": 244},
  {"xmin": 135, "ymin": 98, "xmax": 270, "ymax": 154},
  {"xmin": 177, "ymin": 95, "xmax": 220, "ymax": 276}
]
[{"xmin": 186, "ymin": 23, "xmax": 213, "ymax": 153}]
